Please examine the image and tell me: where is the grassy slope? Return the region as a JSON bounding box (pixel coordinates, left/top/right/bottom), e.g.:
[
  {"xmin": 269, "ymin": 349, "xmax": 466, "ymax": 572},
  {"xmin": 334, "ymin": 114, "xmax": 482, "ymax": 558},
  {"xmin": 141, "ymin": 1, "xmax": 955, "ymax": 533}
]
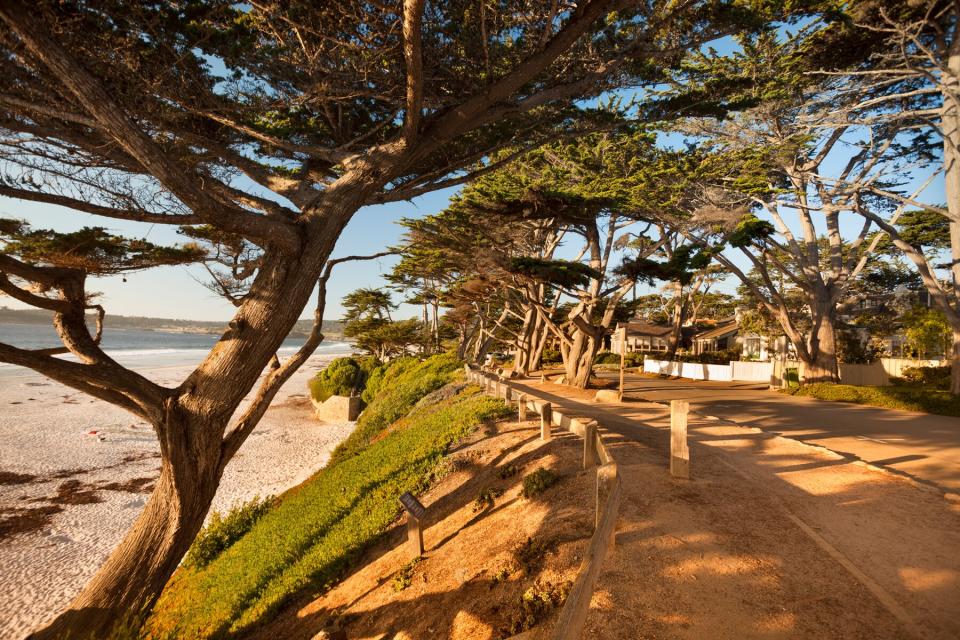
[
  {"xmin": 147, "ymin": 355, "xmax": 506, "ymax": 639},
  {"xmin": 787, "ymin": 383, "xmax": 960, "ymax": 417}
]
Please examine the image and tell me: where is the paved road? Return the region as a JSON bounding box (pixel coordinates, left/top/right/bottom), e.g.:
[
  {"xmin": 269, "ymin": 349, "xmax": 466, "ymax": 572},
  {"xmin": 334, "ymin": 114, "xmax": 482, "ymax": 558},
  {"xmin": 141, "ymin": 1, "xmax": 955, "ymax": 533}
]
[{"xmin": 603, "ymin": 373, "xmax": 960, "ymax": 494}]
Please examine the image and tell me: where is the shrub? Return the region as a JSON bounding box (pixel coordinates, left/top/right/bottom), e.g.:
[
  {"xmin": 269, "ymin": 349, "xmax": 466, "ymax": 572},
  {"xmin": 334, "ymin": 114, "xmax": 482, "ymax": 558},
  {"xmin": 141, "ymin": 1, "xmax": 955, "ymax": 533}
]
[
  {"xmin": 496, "ymin": 464, "xmax": 519, "ymax": 480},
  {"xmin": 333, "ymin": 353, "xmax": 463, "ymax": 463},
  {"xmin": 505, "ymin": 580, "xmax": 572, "ymax": 635},
  {"xmin": 540, "ymin": 348, "xmax": 562, "ymax": 365},
  {"xmin": 473, "ymin": 486, "xmax": 503, "ymax": 512},
  {"xmin": 521, "ymin": 468, "xmax": 559, "ymax": 499},
  {"xmin": 184, "ymin": 496, "xmax": 274, "ymax": 570},
  {"xmin": 391, "ymin": 556, "xmax": 421, "ymax": 592},
  {"xmin": 675, "ymin": 349, "xmax": 740, "ymax": 365},
  {"xmin": 593, "ymin": 352, "xmax": 645, "ymax": 367},
  {"xmin": 594, "ymin": 351, "xmax": 620, "ymax": 365},
  {"xmin": 309, "ymin": 357, "xmax": 365, "ymax": 403},
  {"xmin": 898, "ymin": 365, "xmax": 951, "ymax": 390},
  {"xmin": 511, "ymin": 536, "xmax": 552, "ymax": 575},
  {"xmin": 360, "ymin": 356, "xmax": 418, "ymax": 405}
]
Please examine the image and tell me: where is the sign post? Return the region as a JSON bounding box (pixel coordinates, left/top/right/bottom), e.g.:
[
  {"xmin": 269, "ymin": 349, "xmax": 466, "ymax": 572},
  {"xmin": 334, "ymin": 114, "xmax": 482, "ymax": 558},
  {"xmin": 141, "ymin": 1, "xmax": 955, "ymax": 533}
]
[{"xmin": 399, "ymin": 492, "xmax": 427, "ymax": 557}]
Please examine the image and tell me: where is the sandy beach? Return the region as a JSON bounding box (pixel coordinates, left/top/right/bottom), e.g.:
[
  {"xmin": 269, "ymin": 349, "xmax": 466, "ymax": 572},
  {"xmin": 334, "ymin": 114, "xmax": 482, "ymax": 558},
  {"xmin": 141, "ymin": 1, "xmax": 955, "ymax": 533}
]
[{"xmin": 0, "ymin": 352, "xmax": 354, "ymax": 639}]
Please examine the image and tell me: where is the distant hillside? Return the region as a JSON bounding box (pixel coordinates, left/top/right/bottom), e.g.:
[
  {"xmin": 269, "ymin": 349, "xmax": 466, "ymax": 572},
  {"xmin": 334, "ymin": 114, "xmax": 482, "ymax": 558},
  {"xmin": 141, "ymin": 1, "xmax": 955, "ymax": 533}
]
[{"xmin": 0, "ymin": 307, "xmax": 345, "ymax": 340}]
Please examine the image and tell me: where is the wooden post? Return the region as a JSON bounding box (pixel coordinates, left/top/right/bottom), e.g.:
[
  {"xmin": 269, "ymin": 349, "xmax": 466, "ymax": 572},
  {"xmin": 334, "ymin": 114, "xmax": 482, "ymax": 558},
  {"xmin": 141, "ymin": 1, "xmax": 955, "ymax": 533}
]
[
  {"xmin": 619, "ymin": 325, "xmax": 626, "ymax": 402},
  {"xmin": 540, "ymin": 402, "xmax": 552, "ymax": 442},
  {"xmin": 583, "ymin": 421, "xmax": 599, "ymax": 470},
  {"xmin": 596, "ymin": 462, "xmax": 618, "ymax": 530},
  {"xmin": 670, "ymin": 400, "xmax": 690, "ymax": 479},
  {"xmin": 518, "ymin": 394, "xmax": 527, "ymax": 421},
  {"xmin": 407, "ymin": 515, "xmax": 424, "ymax": 557},
  {"xmin": 503, "ymin": 384, "xmax": 512, "ymax": 402}
]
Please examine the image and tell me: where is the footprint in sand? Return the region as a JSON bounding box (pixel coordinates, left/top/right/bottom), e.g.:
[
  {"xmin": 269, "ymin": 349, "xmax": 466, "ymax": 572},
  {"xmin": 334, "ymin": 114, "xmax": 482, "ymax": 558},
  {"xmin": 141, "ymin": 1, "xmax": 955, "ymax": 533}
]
[{"xmin": 46, "ymin": 534, "xmax": 73, "ymax": 545}]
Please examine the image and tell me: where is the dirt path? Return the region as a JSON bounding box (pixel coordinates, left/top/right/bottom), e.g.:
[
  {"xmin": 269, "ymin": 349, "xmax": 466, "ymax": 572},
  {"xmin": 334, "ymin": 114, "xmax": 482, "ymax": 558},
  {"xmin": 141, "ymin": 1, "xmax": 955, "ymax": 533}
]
[
  {"xmin": 244, "ymin": 418, "xmax": 596, "ymax": 640},
  {"xmin": 507, "ymin": 378, "xmax": 960, "ymax": 640}
]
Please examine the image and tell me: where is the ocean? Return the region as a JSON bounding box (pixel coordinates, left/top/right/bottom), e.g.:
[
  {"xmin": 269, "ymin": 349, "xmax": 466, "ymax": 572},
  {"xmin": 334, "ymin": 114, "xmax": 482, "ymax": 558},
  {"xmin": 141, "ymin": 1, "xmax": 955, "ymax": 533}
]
[{"xmin": 0, "ymin": 322, "xmax": 353, "ymax": 376}]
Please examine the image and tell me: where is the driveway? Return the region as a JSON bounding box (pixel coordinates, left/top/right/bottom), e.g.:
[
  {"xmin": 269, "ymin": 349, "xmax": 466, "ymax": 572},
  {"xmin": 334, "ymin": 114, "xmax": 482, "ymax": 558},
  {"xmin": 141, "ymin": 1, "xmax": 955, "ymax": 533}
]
[{"xmin": 606, "ymin": 374, "xmax": 960, "ymax": 494}]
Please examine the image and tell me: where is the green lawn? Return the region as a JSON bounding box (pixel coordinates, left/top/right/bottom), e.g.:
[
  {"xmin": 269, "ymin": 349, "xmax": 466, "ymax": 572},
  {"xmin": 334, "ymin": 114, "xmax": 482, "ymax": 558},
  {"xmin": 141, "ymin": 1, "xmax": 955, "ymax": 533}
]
[
  {"xmin": 146, "ymin": 355, "xmax": 507, "ymax": 639},
  {"xmin": 786, "ymin": 383, "xmax": 960, "ymax": 417}
]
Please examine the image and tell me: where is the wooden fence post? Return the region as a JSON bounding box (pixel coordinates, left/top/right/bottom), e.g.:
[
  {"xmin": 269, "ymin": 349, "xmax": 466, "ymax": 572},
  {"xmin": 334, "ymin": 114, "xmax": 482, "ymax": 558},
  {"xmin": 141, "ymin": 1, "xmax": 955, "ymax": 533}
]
[
  {"xmin": 540, "ymin": 402, "xmax": 552, "ymax": 442},
  {"xmin": 583, "ymin": 421, "xmax": 599, "ymax": 470},
  {"xmin": 670, "ymin": 400, "xmax": 690, "ymax": 479},
  {"xmin": 503, "ymin": 384, "xmax": 512, "ymax": 402},
  {"xmin": 518, "ymin": 394, "xmax": 527, "ymax": 421},
  {"xmin": 595, "ymin": 462, "xmax": 619, "ymax": 531}
]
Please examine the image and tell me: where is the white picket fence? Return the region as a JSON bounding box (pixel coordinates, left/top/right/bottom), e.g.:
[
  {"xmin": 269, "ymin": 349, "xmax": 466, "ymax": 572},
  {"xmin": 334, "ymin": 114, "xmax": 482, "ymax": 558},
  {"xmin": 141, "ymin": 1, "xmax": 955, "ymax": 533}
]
[
  {"xmin": 644, "ymin": 357, "xmax": 946, "ymax": 386},
  {"xmin": 643, "ymin": 359, "xmax": 772, "ymax": 382}
]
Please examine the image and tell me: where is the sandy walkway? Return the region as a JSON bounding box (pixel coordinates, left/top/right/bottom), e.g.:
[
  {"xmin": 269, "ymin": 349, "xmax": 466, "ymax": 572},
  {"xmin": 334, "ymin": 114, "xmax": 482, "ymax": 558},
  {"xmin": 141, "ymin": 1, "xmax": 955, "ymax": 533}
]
[{"xmin": 0, "ymin": 354, "xmax": 354, "ymax": 640}]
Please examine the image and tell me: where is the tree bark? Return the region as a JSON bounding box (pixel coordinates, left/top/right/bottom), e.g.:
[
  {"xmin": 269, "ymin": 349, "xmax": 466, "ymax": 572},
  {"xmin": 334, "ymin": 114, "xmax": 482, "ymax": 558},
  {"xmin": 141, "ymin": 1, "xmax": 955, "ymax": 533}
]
[
  {"xmin": 943, "ymin": 40, "xmax": 960, "ymax": 394},
  {"xmin": 801, "ymin": 301, "xmax": 840, "ymax": 384},
  {"xmin": 666, "ymin": 281, "xmax": 684, "ymax": 360},
  {"xmin": 30, "ymin": 415, "xmax": 221, "ymax": 639},
  {"xmin": 951, "ymin": 328, "xmax": 960, "ymax": 395}
]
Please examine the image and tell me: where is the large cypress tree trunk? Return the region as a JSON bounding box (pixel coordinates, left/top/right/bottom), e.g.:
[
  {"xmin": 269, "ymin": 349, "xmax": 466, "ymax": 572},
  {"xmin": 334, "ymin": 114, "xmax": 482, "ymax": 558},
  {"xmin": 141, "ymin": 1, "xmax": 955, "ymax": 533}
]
[
  {"xmin": 802, "ymin": 302, "xmax": 840, "ymax": 384},
  {"xmin": 512, "ymin": 306, "xmax": 536, "ymax": 374},
  {"xmin": 30, "ymin": 412, "xmax": 222, "ymax": 639},
  {"xmin": 666, "ymin": 282, "xmax": 684, "ymax": 360},
  {"xmin": 30, "ymin": 177, "xmax": 372, "ymax": 638},
  {"xmin": 943, "ymin": 41, "xmax": 960, "ymax": 395}
]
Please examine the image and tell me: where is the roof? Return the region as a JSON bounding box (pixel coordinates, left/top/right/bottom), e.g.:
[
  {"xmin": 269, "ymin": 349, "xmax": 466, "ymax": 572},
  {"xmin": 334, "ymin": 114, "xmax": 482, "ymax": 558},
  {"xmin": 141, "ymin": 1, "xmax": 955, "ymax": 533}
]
[
  {"xmin": 621, "ymin": 322, "xmax": 673, "ymax": 338},
  {"xmin": 694, "ymin": 321, "xmax": 739, "ymax": 341}
]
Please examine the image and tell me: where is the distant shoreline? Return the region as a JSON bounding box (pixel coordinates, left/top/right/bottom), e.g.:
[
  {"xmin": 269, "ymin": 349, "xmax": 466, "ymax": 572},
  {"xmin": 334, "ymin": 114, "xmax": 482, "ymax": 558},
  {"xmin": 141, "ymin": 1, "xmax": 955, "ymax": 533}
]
[{"xmin": 0, "ymin": 307, "xmax": 345, "ymax": 340}]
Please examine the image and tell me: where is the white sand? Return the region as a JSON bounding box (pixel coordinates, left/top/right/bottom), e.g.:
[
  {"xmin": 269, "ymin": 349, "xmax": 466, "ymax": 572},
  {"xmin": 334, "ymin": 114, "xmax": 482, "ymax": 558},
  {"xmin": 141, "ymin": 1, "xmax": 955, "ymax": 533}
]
[{"xmin": 0, "ymin": 354, "xmax": 354, "ymax": 639}]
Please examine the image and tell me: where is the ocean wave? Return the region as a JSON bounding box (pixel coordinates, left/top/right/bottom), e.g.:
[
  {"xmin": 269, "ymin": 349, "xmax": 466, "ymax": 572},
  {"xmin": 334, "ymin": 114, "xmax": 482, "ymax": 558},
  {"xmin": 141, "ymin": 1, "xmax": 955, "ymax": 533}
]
[{"xmin": 0, "ymin": 342, "xmax": 353, "ymax": 370}]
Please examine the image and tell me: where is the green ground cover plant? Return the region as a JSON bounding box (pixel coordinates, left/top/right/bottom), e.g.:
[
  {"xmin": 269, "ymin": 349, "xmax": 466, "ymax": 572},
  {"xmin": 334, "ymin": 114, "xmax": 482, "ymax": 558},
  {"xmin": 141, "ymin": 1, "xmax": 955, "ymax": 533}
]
[
  {"xmin": 146, "ymin": 359, "xmax": 506, "ymax": 639},
  {"xmin": 332, "ymin": 352, "xmax": 463, "ymax": 463},
  {"xmin": 787, "ymin": 383, "xmax": 960, "ymax": 417},
  {"xmin": 183, "ymin": 497, "xmax": 274, "ymax": 570}
]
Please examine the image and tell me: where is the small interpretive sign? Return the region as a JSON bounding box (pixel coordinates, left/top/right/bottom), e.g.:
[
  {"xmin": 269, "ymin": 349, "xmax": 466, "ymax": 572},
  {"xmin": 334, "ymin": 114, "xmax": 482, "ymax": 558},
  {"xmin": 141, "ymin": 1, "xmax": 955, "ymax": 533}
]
[{"xmin": 399, "ymin": 492, "xmax": 427, "ymax": 521}]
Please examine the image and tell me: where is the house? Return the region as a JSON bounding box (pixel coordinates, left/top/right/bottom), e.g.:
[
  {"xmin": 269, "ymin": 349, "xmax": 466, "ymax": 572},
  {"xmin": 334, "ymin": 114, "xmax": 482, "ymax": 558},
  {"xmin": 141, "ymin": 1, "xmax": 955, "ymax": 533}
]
[
  {"xmin": 692, "ymin": 321, "xmax": 738, "ymax": 354},
  {"xmin": 611, "ymin": 322, "xmax": 674, "ymax": 354},
  {"xmin": 691, "ymin": 319, "xmax": 793, "ymax": 361}
]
